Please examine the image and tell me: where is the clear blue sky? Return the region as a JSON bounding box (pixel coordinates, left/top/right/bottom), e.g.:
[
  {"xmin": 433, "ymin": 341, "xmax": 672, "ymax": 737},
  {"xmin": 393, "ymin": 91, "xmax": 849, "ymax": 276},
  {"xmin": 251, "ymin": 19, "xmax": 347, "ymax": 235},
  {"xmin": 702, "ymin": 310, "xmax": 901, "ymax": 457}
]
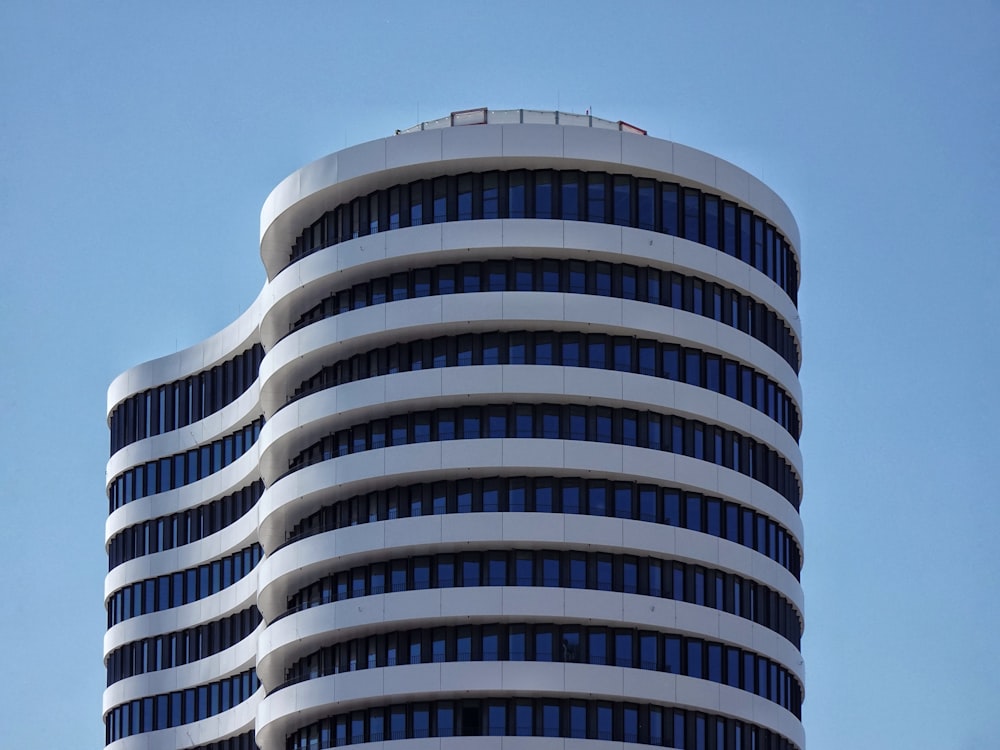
[{"xmin": 2, "ymin": 2, "xmax": 998, "ymax": 747}]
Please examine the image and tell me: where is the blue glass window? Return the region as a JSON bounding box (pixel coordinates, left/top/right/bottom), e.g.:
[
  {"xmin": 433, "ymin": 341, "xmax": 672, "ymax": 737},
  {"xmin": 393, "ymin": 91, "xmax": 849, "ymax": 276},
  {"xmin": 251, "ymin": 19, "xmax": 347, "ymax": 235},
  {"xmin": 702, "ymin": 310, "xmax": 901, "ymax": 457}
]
[
  {"xmin": 515, "ymin": 552, "xmax": 533, "ymax": 586},
  {"xmin": 648, "ymin": 559, "xmax": 663, "ymax": 597},
  {"xmin": 487, "ymin": 261, "xmax": 506, "ymax": 291},
  {"xmin": 739, "ymin": 209, "xmax": 752, "ymax": 263},
  {"xmin": 541, "ymin": 701, "xmax": 560, "ymax": 737},
  {"xmin": 534, "ymin": 171, "xmax": 553, "ymax": 219},
  {"xmin": 563, "ymin": 484, "xmax": 581, "ymax": 515},
  {"xmin": 615, "ymin": 484, "xmax": 632, "ymax": 517},
  {"xmin": 409, "ymin": 181, "xmax": 423, "ymax": 226},
  {"xmin": 708, "ymin": 643, "xmax": 723, "ymax": 682},
  {"xmin": 649, "ymin": 706, "xmax": 664, "ymax": 746},
  {"xmin": 482, "ymin": 629, "xmax": 499, "ymax": 660},
  {"xmin": 514, "ymin": 700, "xmax": 535, "ymax": 737},
  {"xmin": 685, "ymin": 349, "xmax": 702, "ymax": 386},
  {"xmin": 569, "ymin": 702, "xmax": 586, "ymax": 738},
  {"xmin": 661, "ymin": 184, "xmax": 679, "ymax": 236},
  {"xmin": 508, "ymin": 628, "xmax": 526, "ymax": 661},
  {"xmin": 551, "ymin": 331, "xmax": 574, "ymax": 367},
  {"xmin": 437, "ymin": 557, "xmax": 454, "ymax": 588},
  {"xmin": 508, "ymin": 171, "xmax": 526, "ymax": 219},
  {"xmin": 595, "ymin": 408, "xmax": 612, "ymax": 443},
  {"xmin": 703, "ymin": 195, "xmax": 719, "ymax": 249},
  {"xmin": 414, "ymin": 704, "xmax": 430, "ymax": 737},
  {"xmin": 614, "ymin": 338, "xmax": 631, "ymax": 371},
  {"xmin": 437, "ymin": 411, "xmax": 455, "ymax": 441},
  {"xmin": 388, "ymin": 187, "xmax": 401, "ymax": 230},
  {"xmin": 588, "ymin": 483, "xmax": 607, "ymax": 516},
  {"xmin": 684, "ymin": 189, "xmax": 701, "ymax": 242},
  {"xmin": 413, "ymin": 558, "xmax": 430, "ymax": 590},
  {"xmin": 535, "ymin": 480, "xmax": 554, "ymax": 512},
  {"xmin": 646, "ymin": 268, "xmax": 661, "ymax": 304},
  {"xmin": 487, "ymin": 702, "xmax": 506, "ymax": 736},
  {"xmin": 726, "ymin": 646, "xmax": 741, "ymax": 687},
  {"xmin": 589, "ymin": 630, "xmax": 607, "ymax": 665},
  {"xmin": 663, "ymin": 490, "xmax": 681, "ymax": 526},
  {"xmin": 390, "ymin": 706, "xmax": 406, "ymax": 740},
  {"xmin": 534, "ymin": 334, "xmax": 553, "ymax": 365},
  {"xmin": 486, "ymin": 408, "xmax": 506, "ymax": 439},
  {"xmin": 541, "ymin": 407, "xmax": 559, "ymax": 439},
  {"xmin": 535, "ymin": 629, "xmax": 554, "ymax": 662},
  {"xmin": 437, "ymin": 266, "xmax": 455, "ymax": 295},
  {"xmin": 541, "ymin": 554, "xmax": 559, "ymax": 586},
  {"xmin": 567, "ymin": 261, "xmax": 586, "ymax": 293},
  {"xmin": 743, "ymin": 652, "xmax": 755, "ymax": 692},
  {"xmin": 482, "ymin": 173, "xmax": 499, "ymax": 219},
  {"xmin": 157, "ymin": 575, "xmax": 170, "ymax": 611},
  {"xmin": 706, "ymin": 355, "xmax": 720, "ymax": 391},
  {"xmin": 662, "ymin": 345, "xmax": 680, "ymax": 380},
  {"xmin": 461, "ymin": 555, "xmax": 480, "ymax": 587},
  {"xmin": 687, "ymin": 640, "xmax": 703, "ymax": 678},
  {"xmin": 596, "ymin": 554, "xmax": 613, "ymax": 591},
  {"xmin": 637, "ymin": 179, "xmax": 655, "ymax": 230},
  {"xmin": 613, "ymin": 175, "xmax": 631, "ymax": 225},
  {"xmin": 368, "ymin": 193, "xmax": 380, "ymax": 235},
  {"xmin": 508, "ymin": 480, "xmax": 525, "ymax": 511},
  {"xmin": 561, "ymin": 172, "xmax": 579, "ymax": 221},
  {"xmin": 722, "ymin": 201, "xmax": 737, "ymax": 255},
  {"xmin": 616, "ymin": 630, "xmax": 633, "ymax": 666},
  {"xmin": 594, "ymin": 262, "xmax": 612, "ymax": 296},
  {"xmin": 685, "ymin": 494, "xmax": 702, "ymax": 532},
  {"xmin": 436, "ymin": 703, "xmax": 454, "ymax": 737},
  {"xmin": 621, "ymin": 265, "xmax": 636, "ymax": 299},
  {"xmin": 457, "ymin": 175, "xmax": 473, "ymax": 221},
  {"xmin": 145, "ymin": 462, "xmax": 157, "ymax": 496},
  {"xmin": 568, "ymin": 553, "xmax": 586, "ymax": 587},
  {"xmin": 754, "ymin": 218, "xmax": 765, "ymax": 272},
  {"xmin": 541, "ymin": 259, "xmax": 559, "ymax": 291},
  {"xmin": 646, "ymin": 413, "xmax": 662, "ymax": 450},
  {"xmin": 596, "ymin": 702, "xmax": 613, "ymax": 740}
]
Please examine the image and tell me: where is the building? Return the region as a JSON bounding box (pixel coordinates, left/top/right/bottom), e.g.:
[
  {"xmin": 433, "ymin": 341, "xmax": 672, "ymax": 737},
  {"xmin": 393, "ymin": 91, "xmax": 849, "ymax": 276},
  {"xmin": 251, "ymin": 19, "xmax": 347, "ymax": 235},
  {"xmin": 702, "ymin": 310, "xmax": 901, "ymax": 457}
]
[{"xmin": 104, "ymin": 108, "xmax": 804, "ymax": 750}]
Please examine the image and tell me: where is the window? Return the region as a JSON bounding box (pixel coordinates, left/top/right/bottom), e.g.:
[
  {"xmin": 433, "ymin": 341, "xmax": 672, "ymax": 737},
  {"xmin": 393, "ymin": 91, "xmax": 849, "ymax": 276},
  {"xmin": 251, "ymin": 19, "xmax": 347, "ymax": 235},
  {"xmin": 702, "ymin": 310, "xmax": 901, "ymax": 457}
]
[
  {"xmin": 514, "ymin": 699, "xmax": 535, "ymax": 737},
  {"xmin": 409, "ymin": 181, "xmax": 423, "ymax": 226},
  {"xmin": 596, "ymin": 554, "xmax": 613, "ymax": 591},
  {"xmin": 541, "ymin": 701, "xmax": 560, "ymax": 737},
  {"xmin": 437, "ymin": 703, "xmax": 454, "ymax": 737},
  {"xmin": 613, "ymin": 175, "xmax": 631, "ymax": 225},
  {"xmin": 534, "ymin": 171, "xmax": 553, "ymax": 219},
  {"xmin": 508, "ymin": 627, "xmax": 526, "ymax": 661},
  {"xmin": 704, "ymin": 195, "xmax": 719, "ymax": 249},
  {"xmin": 569, "ymin": 702, "xmax": 586, "ymax": 738},
  {"xmin": 615, "ymin": 630, "xmax": 634, "ymax": 667},
  {"xmin": 457, "ymin": 175, "xmax": 473, "ymax": 221},
  {"xmin": 460, "ymin": 554, "xmax": 480, "ymax": 587},
  {"xmin": 487, "ymin": 702, "xmax": 506, "ymax": 736},
  {"xmin": 596, "ymin": 702, "xmax": 613, "ymax": 741},
  {"xmin": 708, "ymin": 643, "xmax": 723, "ymax": 682},
  {"xmin": 638, "ymin": 179, "xmax": 655, "ymax": 230},
  {"xmin": 561, "ymin": 172, "xmax": 580, "ymax": 221},
  {"xmin": 482, "ymin": 173, "xmax": 499, "ymax": 219},
  {"xmin": 684, "ymin": 189, "xmax": 701, "ymax": 242},
  {"xmin": 508, "ymin": 171, "xmax": 526, "ymax": 218}
]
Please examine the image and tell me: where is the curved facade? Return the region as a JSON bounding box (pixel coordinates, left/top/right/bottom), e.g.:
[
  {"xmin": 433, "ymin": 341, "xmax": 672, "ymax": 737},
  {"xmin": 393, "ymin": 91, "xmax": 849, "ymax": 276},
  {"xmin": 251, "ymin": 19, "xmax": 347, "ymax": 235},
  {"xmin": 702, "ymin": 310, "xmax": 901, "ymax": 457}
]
[{"xmin": 105, "ymin": 108, "xmax": 804, "ymax": 750}]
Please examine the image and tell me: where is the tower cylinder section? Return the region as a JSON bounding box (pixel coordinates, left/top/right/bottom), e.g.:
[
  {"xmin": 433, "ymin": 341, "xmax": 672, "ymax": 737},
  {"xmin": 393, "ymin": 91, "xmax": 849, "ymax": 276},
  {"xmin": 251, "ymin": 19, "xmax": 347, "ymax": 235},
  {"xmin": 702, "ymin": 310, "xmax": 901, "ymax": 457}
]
[{"xmin": 254, "ymin": 112, "xmax": 804, "ymax": 750}]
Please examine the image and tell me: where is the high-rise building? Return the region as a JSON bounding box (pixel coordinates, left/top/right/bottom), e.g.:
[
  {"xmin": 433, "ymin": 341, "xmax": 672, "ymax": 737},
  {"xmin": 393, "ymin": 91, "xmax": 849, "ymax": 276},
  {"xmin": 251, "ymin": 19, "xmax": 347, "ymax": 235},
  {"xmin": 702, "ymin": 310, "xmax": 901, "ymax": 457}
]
[{"xmin": 105, "ymin": 108, "xmax": 804, "ymax": 750}]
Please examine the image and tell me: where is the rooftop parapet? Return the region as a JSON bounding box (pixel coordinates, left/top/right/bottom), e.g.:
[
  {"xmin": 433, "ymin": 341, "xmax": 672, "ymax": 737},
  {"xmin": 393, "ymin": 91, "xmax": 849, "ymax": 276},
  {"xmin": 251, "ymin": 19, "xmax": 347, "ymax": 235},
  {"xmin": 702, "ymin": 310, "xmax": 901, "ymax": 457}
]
[{"xmin": 398, "ymin": 107, "xmax": 647, "ymax": 135}]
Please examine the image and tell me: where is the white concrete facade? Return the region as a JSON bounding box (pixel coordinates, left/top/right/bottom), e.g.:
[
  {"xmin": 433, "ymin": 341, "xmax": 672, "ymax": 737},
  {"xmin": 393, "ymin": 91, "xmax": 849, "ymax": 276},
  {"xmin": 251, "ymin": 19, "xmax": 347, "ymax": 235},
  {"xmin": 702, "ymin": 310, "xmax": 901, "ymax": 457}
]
[{"xmin": 105, "ymin": 110, "xmax": 804, "ymax": 750}]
